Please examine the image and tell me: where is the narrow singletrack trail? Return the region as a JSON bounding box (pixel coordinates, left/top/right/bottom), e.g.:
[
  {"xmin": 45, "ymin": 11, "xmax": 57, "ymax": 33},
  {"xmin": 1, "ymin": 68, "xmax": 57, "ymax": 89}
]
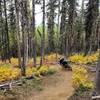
[{"xmin": 27, "ymin": 65, "xmax": 74, "ymax": 100}]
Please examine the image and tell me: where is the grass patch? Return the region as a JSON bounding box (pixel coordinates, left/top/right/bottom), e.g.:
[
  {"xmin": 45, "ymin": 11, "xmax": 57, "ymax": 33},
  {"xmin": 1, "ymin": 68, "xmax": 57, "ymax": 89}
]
[
  {"xmin": 0, "ymin": 78, "xmax": 43, "ymax": 100},
  {"xmin": 47, "ymin": 68, "xmax": 56, "ymax": 75}
]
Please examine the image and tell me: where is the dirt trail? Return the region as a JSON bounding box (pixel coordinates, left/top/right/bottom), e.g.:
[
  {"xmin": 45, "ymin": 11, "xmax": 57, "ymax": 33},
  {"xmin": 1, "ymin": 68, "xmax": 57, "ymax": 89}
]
[{"xmin": 28, "ymin": 65, "xmax": 74, "ymax": 100}]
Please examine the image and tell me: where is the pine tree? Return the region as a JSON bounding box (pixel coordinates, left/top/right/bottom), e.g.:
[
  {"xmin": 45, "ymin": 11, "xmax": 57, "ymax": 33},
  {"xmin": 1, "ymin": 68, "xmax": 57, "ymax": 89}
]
[
  {"xmin": 32, "ymin": 0, "xmax": 37, "ymax": 67},
  {"xmin": 3, "ymin": 0, "xmax": 11, "ymax": 62},
  {"xmin": 0, "ymin": 0, "xmax": 3, "ymax": 60},
  {"xmin": 40, "ymin": 0, "xmax": 46, "ymax": 66},
  {"xmin": 47, "ymin": 0, "xmax": 57, "ymax": 53},
  {"xmin": 15, "ymin": 0, "xmax": 22, "ymax": 68},
  {"xmin": 84, "ymin": 0, "xmax": 99, "ymax": 55},
  {"xmin": 60, "ymin": 0, "xmax": 68, "ymax": 55},
  {"xmin": 20, "ymin": 0, "xmax": 29, "ymax": 76},
  {"xmin": 67, "ymin": 0, "xmax": 77, "ymax": 55},
  {"xmin": 8, "ymin": 0, "xmax": 17, "ymax": 57}
]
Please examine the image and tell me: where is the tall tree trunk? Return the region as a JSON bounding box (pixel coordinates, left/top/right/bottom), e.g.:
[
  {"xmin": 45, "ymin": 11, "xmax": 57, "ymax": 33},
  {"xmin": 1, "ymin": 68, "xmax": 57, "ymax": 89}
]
[
  {"xmin": 56, "ymin": 0, "xmax": 60, "ymax": 60},
  {"xmin": 60, "ymin": 0, "xmax": 67, "ymax": 55},
  {"xmin": 95, "ymin": 16, "xmax": 100, "ymax": 95},
  {"xmin": 84, "ymin": 0, "xmax": 99, "ymax": 55},
  {"xmin": 81, "ymin": 0, "xmax": 85, "ymax": 52},
  {"xmin": 0, "ymin": 0, "xmax": 4, "ymax": 61},
  {"xmin": 47, "ymin": 0, "xmax": 57, "ymax": 53},
  {"xmin": 97, "ymin": 18, "xmax": 100, "ymax": 49},
  {"xmin": 15, "ymin": 0, "xmax": 22, "ymax": 68},
  {"xmin": 9, "ymin": 0, "xmax": 17, "ymax": 57},
  {"xmin": 4, "ymin": 0, "xmax": 11, "ymax": 63},
  {"xmin": 32, "ymin": 0, "xmax": 37, "ymax": 67},
  {"xmin": 95, "ymin": 50, "xmax": 100, "ymax": 95},
  {"xmin": 40, "ymin": 0, "xmax": 45, "ymax": 66},
  {"xmin": 67, "ymin": 0, "xmax": 76, "ymax": 55},
  {"xmin": 81, "ymin": 0, "xmax": 84, "ymax": 25},
  {"xmin": 20, "ymin": 0, "xmax": 29, "ymax": 76}
]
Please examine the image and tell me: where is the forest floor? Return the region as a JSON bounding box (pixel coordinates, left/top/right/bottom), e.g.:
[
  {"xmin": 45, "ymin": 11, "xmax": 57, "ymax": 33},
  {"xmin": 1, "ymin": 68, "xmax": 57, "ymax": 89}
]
[
  {"xmin": 27, "ymin": 65, "xmax": 74, "ymax": 100},
  {"xmin": 0, "ymin": 64, "xmax": 93, "ymax": 100},
  {"xmin": 0, "ymin": 64, "xmax": 74, "ymax": 100}
]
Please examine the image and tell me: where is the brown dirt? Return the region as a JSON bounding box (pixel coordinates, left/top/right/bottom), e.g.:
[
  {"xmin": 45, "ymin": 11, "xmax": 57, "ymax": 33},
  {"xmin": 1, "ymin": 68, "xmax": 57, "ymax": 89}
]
[{"xmin": 27, "ymin": 65, "xmax": 74, "ymax": 100}]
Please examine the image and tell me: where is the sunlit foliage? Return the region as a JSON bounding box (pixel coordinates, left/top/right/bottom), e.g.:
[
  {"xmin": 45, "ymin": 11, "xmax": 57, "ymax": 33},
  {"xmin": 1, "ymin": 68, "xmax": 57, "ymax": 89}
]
[
  {"xmin": 69, "ymin": 51, "xmax": 99, "ymax": 65},
  {"xmin": 72, "ymin": 65, "xmax": 94, "ymax": 90}
]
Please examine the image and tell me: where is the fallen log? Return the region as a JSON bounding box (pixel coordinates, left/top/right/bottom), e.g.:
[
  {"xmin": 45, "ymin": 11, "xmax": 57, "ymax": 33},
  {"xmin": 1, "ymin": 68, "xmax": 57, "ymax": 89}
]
[
  {"xmin": 92, "ymin": 95, "xmax": 100, "ymax": 99},
  {"xmin": 0, "ymin": 83, "xmax": 12, "ymax": 90},
  {"xmin": 0, "ymin": 81, "xmax": 22, "ymax": 92}
]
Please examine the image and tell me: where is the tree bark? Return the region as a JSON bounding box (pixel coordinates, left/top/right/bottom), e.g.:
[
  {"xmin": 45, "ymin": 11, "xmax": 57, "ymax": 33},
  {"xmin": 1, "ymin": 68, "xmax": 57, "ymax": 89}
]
[
  {"xmin": 0, "ymin": 0, "xmax": 4, "ymax": 61},
  {"xmin": 60, "ymin": 0, "xmax": 67, "ymax": 55},
  {"xmin": 4, "ymin": 0, "xmax": 11, "ymax": 63},
  {"xmin": 47, "ymin": 0, "xmax": 57, "ymax": 53},
  {"xmin": 40, "ymin": 0, "xmax": 45, "ymax": 66},
  {"xmin": 95, "ymin": 51, "xmax": 100, "ymax": 95},
  {"xmin": 67, "ymin": 0, "xmax": 76, "ymax": 55},
  {"xmin": 15, "ymin": 0, "xmax": 22, "ymax": 68},
  {"xmin": 32, "ymin": 0, "xmax": 37, "ymax": 67},
  {"xmin": 84, "ymin": 0, "xmax": 99, "ymax": 55},
  {"xmin": 20, "ymin": 0, "xmax": 29, "ymax": 76},
  {"xmin": 95, "ymin": 16, "xmax": 100, "ymax": 94}
]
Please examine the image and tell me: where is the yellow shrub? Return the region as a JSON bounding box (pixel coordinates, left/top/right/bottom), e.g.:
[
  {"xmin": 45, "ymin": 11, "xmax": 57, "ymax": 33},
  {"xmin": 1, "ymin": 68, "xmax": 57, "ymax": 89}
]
[
  {"xmin": 72, "ymin": 65, "xmax": 94, "ymax": 90},
  {"xmin": 0, "ymin": 64, "xmax": 54, "ymax": 83},
  {"xmin": 46, "ymin": 53, "xmax": 60, "ymax": 61},
  {"xmin": 69, "ymin": 54, "xmax": 87, "ymax": 64},
  {"xmin": 87, "ymin": 52, "xmax": 99, "ymax": 64},
  {"xmin": 69, "ymin": 51, "xmax": 99, "ymax": 65},
  {"xmin": 26, "ymin": 67, "xmax": 37, "ymax": 77},
  {"xmin": 11, "ymin": 58, "xmax": 18, "ymax": 66},
  {"xmin": 38, "ymin": 66, "xmax": 49, "ymax": 75},
  {"xmin": 26, "ymin": 66, "xmax": 49, "ymax": 76},
  {"xmin": 26, "ymin": 66, "xmax": 50, "ymax": 77},
  {"xmin": 0, "ymin": 67, "xmax": 20, "ymax": 82}
]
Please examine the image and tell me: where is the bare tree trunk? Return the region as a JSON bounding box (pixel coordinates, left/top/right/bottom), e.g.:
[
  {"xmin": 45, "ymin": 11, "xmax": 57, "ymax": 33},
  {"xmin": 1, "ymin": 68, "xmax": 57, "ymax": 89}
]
[
  {"xmin": 32, "ymin": 0, "xmax": 37, "ymax": 67},
  {"xmin": 40, "ymin": 0, "xmax": 45, "ymax": 66},
  {"xmin": 97, "ymin": 18, "xmax": 100, "ymax": 49},
  {"xmin": 95, "ymin": 17, "xmax": 100, "ymax": 94},
  {"xmin": 56, "ymin": 0, "xmax": 60, "ymax": 61},
  {"xmin": 4, "ymin": 0, "xmax": 11, "ymax": 63},
  {"xmin": 81, "ymin": 0, "xmax": 85, "ymax": 53},
  {"xmin": 65, "ymin": 33, "xmax": 69, "ymax": 58},
  {"xmin": 20, "ymin": 0, "xmax": 29, "ymax": 76},
  {"xmin": 47, "ymin": 0, "xmax": 57, "ymax": 53},
  {"xmin": 15, "ymin": 0, "xmax": 22, "ymax": 68},
  {"xmin": 60, "ymin": 0, "xmax": 67, "ymax": 55},
  {"xmin": 84, "ymin": 0, "xmax": 99, "ymax": 55},
  {"xmin": 0, "ymin": 0, "xmax": 4, "ymax": 61},
  {"xmin": 81, "ymin": 0, "xmax": 84, "ymax": 25},
  {"xmin": 95, "ymin": 50, "xmax": 100, "ymax": 95},
  {"xmin": 67, "ymin": 0, "xmax": 76, "ymax": 55}
]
